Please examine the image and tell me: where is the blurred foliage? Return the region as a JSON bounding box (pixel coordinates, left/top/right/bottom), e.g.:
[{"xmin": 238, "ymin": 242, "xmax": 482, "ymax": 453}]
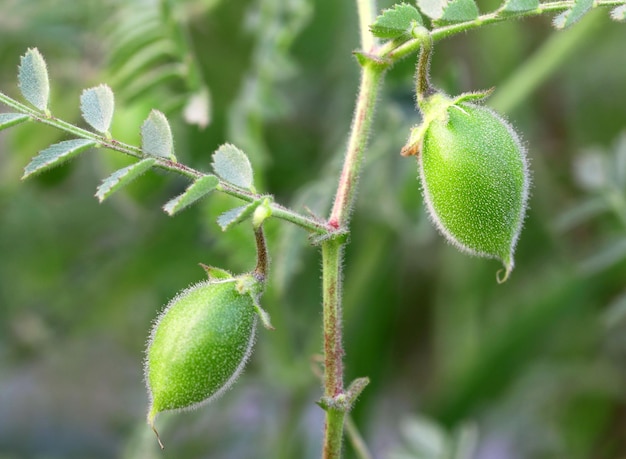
[{"xmin": 1, "ymin": 0, "xmax": 626, "ymax": 458}]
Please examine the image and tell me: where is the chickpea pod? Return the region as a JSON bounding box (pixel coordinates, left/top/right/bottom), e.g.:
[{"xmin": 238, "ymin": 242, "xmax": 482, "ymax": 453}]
[
  {"xmin": 145, "ymin": 274, "xmax": 263, "ymax": 446},
  {"xmin": 404, "ymin": 92, "xmax": 530, "ymax": 282}
]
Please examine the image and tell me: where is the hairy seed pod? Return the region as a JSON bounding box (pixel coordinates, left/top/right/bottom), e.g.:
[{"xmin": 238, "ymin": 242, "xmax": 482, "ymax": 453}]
[
  {"xmin": 410, "ymin": 94, "xmax": 529, "ymax": 282},
  {"xmin": 145, "ymin": 278, "xmax": 257, "ymax": 435}
]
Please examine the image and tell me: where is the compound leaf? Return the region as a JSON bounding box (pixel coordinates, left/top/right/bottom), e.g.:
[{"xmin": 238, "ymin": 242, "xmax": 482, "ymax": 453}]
[
  {"xmin": 81, "ymin": 84, "xmax": 115, "ymax": 134},
  {"xmin": 0, "ymin": 113, "xmax": 29, "ymax": 131},
  {"xmin": 141, "ymin": 109, "xmax": 176, "ymax": 161},
  {"xmin": 163, "ymin": 174, "xmax": 219, "ymax": 215},
  {"xmin": 23, "ymin": 139, "xmax": 96, "ymax": 179},
  {"xmin": 553, "ymin": 0, "xmax": 594, "ymax": 29},
  {"xmin": 217, "ymin": 201, "xmax": 261, "ymax": 231},
  {"xmin": 18, "ymin": 48, "xmax": 50, "ymax": 111},
  {"xmin": 211, "ymin": 143, "xmax": 255, "ymax": 191},
  {"xmin": 95, "ymin": 158, "xmax": 156, "ymax": 202},
  {"xmin": 370, "ymin": 3, "xmax": 423, "ymax": 39}
]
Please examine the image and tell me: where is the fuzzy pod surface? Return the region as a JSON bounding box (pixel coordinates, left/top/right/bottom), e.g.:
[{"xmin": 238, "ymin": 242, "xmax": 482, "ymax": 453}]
[
  {"xmin": 419, "ymin": 99, "xmax": 529, "ymax": 280},
  {"xmin": 145, "ymin": 279, "xmax": 257, "ymax": 425}
]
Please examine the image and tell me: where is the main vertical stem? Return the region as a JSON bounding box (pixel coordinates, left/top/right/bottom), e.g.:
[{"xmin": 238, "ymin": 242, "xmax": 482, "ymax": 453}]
[
  {"xmin": 328, "ymin": 66, "xmax": 384, "ymax": 229},
  {"xmin": 321, "ymin": 239, "xmax": 345, "ymax": 459},
  {"xmin": 321, "ymin": 47, "xmax": 385, "ymax": 459},
  {"xmin": 320, "ymin": 2, "xmax": 381, "ymax": 458}
]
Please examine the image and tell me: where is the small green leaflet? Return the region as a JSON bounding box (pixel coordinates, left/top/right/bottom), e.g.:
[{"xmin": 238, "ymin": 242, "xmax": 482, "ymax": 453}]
[
  {"xmin": 141, "ymin": 109, "xmax": 176, "ymax": 161},
  {"xmin": 0, "ymin": 113, "xmax": 29, "ymax": 130},
  {"xmin": 163, "ymin": 175, "xmax": 219, "ymax": 215},
  {"xmin": 217, "ymin": 201, "xmax": 262, "ymax": 231},
  {"xmin": 370, "ymin": 3, "xmax": 423, "ymax": 39},
  {"xmin": 417, "ymin": 0, "xmax": 479, "ymax": 22},
  {"xmin": 18, "ymin": 48, "xmax": 50, "ymax": 111},
  {"xmin": 81, "ymin": 85, "xmax": 115, "ymax": 134},
  {"xmin": 22, "ymin": 139, "xmax": 96, "ymax": 179},
  {"xmin": 211, "ymin": 143, "xmax": 255, "ymax": 191},
  {"xmin": 95, "ymin": 158, "xmax": 156, "ymax": 202},
  {"xmin": 611, "ymin": 4, "xmax": 626, "ymax": 21},
  {"xmin": 553, "ymin": 0, "xmax": 594, "ymax": 29},
  {"xmin": 500, "ymin": 0, "xmax": 539, "ymax": 13},
  {"xmin": 440, "ymin": 0, "xmax": 479, "ymax": 22}
]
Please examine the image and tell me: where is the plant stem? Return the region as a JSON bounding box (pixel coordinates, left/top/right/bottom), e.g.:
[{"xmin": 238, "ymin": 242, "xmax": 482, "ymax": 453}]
[
  {"xmin": 253, "ymin": 226, "xmax": 269, "ymax": 280},
  {"xmin": 423, "ymin": 0, "xmax": 621, "ymax": 48},
  {"xmin": 356, "ymin": 0, "xmax": 379, "ymax": 52},
  {"xmin": 321, "ymin": 238, "xmax": 345, "ymax": 459},
  {"xmin": 321, "ymin": 240, "xmax": 344, "ymax": 397},
  {"xmin": 345, "ymin": 415, "xmax": 374, "ymax": 459},
  {"xmin": 328, "ymin": 65, "xmax": 383, "ymax": 230},
  {"xmin": 320, "ymin": 1, "xmax": 385, "ymax": 457},
  {"xmin": 416, "ymin": 36, "xmax": 433, "ymax": 106}
]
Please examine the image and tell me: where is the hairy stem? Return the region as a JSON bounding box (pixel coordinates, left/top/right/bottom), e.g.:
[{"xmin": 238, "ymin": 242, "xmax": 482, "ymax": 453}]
[
  {"xmin": 328, "ymin": 65, "xmax": 383, "ymax": 230},
  {"xmin": 320, "ymin": 0, "xmax": 383, "ymax": 457},
  {"xmin": 321, "ymin": 238, "xmax": 345, "ymax": 459},
  {"xmin": 416, "ymin": 36, "xmax": 434, "ymax": 106},
  {"xmin": 356, "ymin": 0, "xmax": 379, "ymax": 52},
  {"xmin": 253, "ymin": 226, "xmax": 269, "ymax": 280},
  {"xmin": 432, "ymin": 0, "xmax": 621, "ymax": 47}
]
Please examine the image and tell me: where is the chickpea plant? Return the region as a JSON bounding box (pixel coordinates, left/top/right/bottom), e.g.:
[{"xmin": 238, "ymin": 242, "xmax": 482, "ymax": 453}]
[{"xmin": 1, "ymin": 0, "xmax": 625, "ymax": 458}]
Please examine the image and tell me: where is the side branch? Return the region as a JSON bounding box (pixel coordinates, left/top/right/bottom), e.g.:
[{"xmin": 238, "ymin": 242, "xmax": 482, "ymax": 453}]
[
  {"xmin": 0, "ymin": 91, "xmax": 330, "ymax": 235},
  {"xmin": 378, "ymin": 0, "xmax": 624, "ymax": 65}
]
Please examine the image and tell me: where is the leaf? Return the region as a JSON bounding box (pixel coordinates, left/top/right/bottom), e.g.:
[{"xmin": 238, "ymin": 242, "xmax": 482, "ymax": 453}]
[
  {"xmin": 417, "ymin": 0, "xmax": 445, "ymax": 20},
  {"xmin": 95, "ymin": 158, "xmax": 156, "ymax": 202},
  {"xmin": 217, "ymin": 201, "xmax": 262, "ymax": 231},
  {"xmin": 417, "ymin": 0, "xmax": 478, "ymax": 21},
  {"xmin": 500, "ymin": 0, "xmax": 539, "ymax": 13},
  {"xmin": 553, "ymin": 0, "xmax": 594, "ymax": 29},
  {"xmin": 141, "ymin": 110, "xmax": 176, "ymax": 161},
  {"xmin": 370, "ymin": 3, "xmax": 423, "ymax": 39},
  {"xmin": 18, "ymin": 48, "xmax": 50, "ymax": 111},
  {"xmin": 0, "ymin": 113, "xmax": 29, "ymax": 131},
  {"xmin": 211, "ymin": 143, "xmax": 255, "ymax": 190},
  {"xmin": 163, "ymin": 175, "xmax": 220, "ymax": 215},
  {"xmin": 440, "ymin": 0, "xmax": 479, "ymax": 22},
  {"xmin": 610, "ymin": 4, "xmax": 626, "ymax": 21},
  {"xmin": 81, "ymin": 84, "xmax": 115, "ymax": 134},
  {"xmin": 22, "ymin": 139, "xmax": 96, "ymax": 179}
]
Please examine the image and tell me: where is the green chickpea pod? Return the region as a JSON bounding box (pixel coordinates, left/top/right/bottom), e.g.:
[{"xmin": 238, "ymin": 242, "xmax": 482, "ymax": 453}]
[{"xmin": 403, "ymin": 43, "xmax": 530, "ymax": 282}]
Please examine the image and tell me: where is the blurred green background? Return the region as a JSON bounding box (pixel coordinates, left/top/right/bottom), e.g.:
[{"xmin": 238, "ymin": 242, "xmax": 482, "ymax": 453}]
[{"xmin": 1, "ymin": 0, "xmax": 626, "ymax": 458}]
